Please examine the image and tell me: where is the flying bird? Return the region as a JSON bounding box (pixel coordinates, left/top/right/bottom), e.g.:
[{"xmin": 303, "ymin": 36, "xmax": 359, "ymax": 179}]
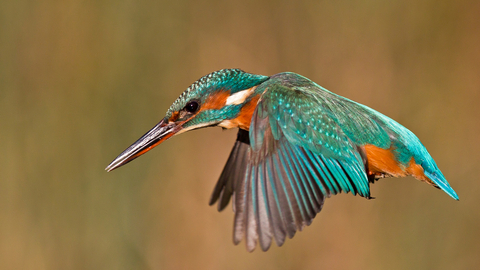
[{"xmin": 106, "ymin": 69, "xmax": 458, "ymax": 252}]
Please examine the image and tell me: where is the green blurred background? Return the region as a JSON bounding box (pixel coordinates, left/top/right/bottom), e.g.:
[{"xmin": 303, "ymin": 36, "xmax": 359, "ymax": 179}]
[{"xmin": 1, "ymin": 0, "xmax": 479, "ymax": 269}]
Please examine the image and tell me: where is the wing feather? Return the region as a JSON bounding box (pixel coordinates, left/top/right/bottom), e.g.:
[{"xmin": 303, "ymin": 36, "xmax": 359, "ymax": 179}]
[
  {"xmin": 256, "ymin": 162, "xmax": 273, "ymax": 251},
  {"xmin": 245, "ymin": 163, "xmax": 257, "ymax": 251},
  {"xmin": 211, "ymin": 79, "xmax": 372, "ymax": 251},
  {"xmin": 210, "ymin": 72, "xmax": 458, "ymax": 251},
  {"xmin": 264, "ymin": 153, "xmax": 287, "ymax": 246},
  {"xmin": 209, "ymin": 130, "xmax": 249, "ymax": 211}
]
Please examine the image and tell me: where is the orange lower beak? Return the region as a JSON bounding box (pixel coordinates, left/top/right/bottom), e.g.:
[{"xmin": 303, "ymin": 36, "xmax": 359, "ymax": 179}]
[{"xmin": 105, "ymin": 118, "xmax": 178, "ymax": 171}]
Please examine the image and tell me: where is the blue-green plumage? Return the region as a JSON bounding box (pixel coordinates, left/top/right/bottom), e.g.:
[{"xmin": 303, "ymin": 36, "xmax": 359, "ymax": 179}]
[
  {"xmin": 166, "ymin": 69, "xmax": 268, "ymax": 129},
  {"xmin": 106, "ymin": 68, "xmax": 458, "ymax": 252}
]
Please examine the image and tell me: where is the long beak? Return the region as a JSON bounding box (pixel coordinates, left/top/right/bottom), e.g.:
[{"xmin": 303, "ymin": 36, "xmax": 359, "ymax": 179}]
[{"xmin": 105, "ymin": 118, "xmax": 179, "ymax": 172}]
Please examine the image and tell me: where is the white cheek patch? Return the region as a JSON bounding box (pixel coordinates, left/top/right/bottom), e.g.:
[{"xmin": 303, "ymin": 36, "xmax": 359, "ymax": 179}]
[{"xmin": 225, "ymin": 87, "xmax": 256, "ymax": 105}]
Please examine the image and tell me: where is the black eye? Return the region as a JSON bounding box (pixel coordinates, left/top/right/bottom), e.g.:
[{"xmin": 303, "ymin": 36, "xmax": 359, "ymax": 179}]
[{"xmin": 185, "ymin": 101, "xmax": 199, "ymax": 113}]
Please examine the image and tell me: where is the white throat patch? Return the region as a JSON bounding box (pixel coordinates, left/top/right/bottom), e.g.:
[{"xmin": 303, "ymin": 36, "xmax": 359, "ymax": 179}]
[{"xmin": 225, "ymin": 86, "xmax": 256, "ymax": 105}]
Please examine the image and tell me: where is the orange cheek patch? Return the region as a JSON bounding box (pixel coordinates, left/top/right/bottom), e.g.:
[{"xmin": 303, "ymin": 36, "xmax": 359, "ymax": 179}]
[
  {"xmin": 218, "ymin": 94, "xmax": 260, "ymax": 130},
  {"xmin": 202, "ymin": 90, "xmax": 231, "ymax": 110},
  {"xmin": 192, "ymin": 89, "xmax": 259, "ymax": 130}
]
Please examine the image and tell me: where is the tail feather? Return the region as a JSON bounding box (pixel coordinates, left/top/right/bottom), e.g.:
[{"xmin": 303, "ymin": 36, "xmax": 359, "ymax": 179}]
[{"xmin": 424, "ymin": 170, "xmax": 459, "ymax": 200}]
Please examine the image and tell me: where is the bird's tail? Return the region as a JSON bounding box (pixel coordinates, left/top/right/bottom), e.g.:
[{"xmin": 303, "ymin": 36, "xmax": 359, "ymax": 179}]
[
  {"xmin": 424, "ymin": 169, "xmax": 459, "ymax": 200},
  {"xmin": 368, "ymin": 110, "xmax": 459, "ymax": 201}
]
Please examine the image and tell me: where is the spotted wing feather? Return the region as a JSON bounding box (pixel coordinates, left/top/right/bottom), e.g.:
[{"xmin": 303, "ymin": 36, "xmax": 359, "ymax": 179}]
[
  {"xmin": 211, "ymin": 83, "xmax": 372, "ymax": 251},
  {"xmin": 210, "ymin": 72, "xmax": 458, "ymax": 251}
]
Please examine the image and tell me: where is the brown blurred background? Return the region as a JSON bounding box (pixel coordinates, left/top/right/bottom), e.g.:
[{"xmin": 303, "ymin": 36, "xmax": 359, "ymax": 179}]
[{"xmin": 1, "ymin": 0, "xmax": 479, "ymax": 269}]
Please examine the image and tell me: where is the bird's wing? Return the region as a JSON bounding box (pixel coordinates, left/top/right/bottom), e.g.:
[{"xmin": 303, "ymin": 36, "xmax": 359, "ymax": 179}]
[
  {"xmin": 209, "ymin": 129, "xmax": 250, "ymax": 212},
  {"xmin": 212, "ymin": 82, "xmax": 377, "ymax": 251}
]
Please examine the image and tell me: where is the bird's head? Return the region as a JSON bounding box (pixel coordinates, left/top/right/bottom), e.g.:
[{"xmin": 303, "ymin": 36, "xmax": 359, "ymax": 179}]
[{"xmin": 106, "ymin": 69, "xmax": 269, "ymax": 171}]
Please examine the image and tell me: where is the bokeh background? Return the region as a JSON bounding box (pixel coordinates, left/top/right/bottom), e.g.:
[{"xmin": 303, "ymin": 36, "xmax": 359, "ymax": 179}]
[{"xmin": 1, "ymin": 0, "xmax": 479, "ymax": 269}]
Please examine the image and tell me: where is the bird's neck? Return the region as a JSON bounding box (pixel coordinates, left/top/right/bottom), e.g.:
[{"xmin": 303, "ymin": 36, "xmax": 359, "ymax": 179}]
[{"xmin": 218, "ymin": 93, "xmax": 261, "ymax": 130}]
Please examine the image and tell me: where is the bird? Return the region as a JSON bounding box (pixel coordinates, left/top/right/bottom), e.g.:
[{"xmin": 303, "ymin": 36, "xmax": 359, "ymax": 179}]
[{"xmin": 106, "ymin": 68, "xmax": 459, "ymax": 252}]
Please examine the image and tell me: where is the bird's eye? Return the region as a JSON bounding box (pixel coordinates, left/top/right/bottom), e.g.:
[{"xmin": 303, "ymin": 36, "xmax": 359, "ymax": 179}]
[{"xmin": 185, "ymin": 101, "xmax": 199, "ymax": 113}]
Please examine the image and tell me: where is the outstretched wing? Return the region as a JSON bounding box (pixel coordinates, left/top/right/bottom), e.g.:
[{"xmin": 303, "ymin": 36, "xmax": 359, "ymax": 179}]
[
  {"xmin": 211, "ymin": 80, "xmax": 374, "ymax": 251},
  {"xmin": 211, "ymin": 72, "xmax": 458, "ymax": 251}
]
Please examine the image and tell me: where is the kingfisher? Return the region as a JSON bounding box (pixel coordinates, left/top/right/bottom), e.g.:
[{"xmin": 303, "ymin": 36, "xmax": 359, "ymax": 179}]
[{"xmin": 106, "ymin": 69, "xmax": 459, "ymax": 252}]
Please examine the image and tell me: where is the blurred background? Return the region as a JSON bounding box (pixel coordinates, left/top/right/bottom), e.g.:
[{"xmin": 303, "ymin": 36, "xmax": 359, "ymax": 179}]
[{"xmin": 1, "ymin": 0, "xmax": 479, "ymax": 269}]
